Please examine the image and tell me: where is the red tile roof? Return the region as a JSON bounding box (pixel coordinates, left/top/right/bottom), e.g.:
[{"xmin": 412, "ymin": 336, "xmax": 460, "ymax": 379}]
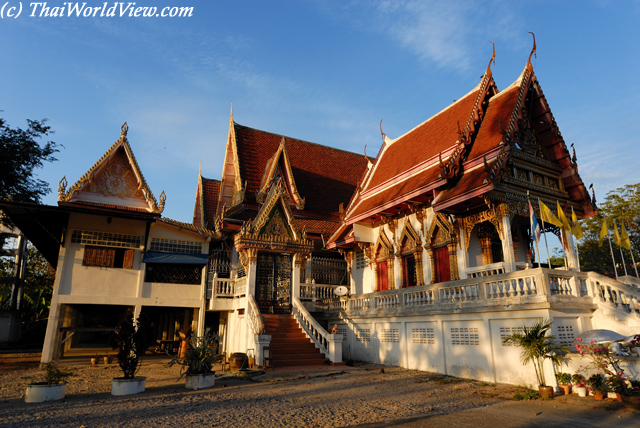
[
  {"xmin": 200, "ymin": 177, "xmax": 220, "ymax": 229},
  {"xmin": 234, "ymin": 123, "xmax": 369, "ymax": 216},
  {"xmin": 366, "ymin": 87, "xmax": 481, "ymax": 190}
]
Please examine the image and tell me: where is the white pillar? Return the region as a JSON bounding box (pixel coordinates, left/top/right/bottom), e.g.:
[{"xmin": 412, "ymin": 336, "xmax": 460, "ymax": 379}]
[
  {"xmin": 292, "ymin": 254, "xmax": 302, "ymax": 299},
  {"xmin": 327, "ymin": 334, "xmax": 343, "ymax": 363},
  {"xmin": 501, "ymin": 214, "xmax": 517, "ymax": 273},
  {"xmin": 457, "ymin": 228, "xmax": 468, "ymax": 279}
]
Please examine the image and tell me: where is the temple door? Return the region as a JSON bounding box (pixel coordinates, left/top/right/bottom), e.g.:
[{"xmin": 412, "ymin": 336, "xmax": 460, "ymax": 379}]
[
  {"xmin": 255, "ymin": 252, "xmax": 292, "ymax": 314},
  {"xmin": 376, "ymin": 261, "xmax": 388, "ymax": 291},
  {"xmin": 433, "ymin": 246, "xmax": 450, "ymax": 283},
  {"xmin": 402, "ymin": 254, "xmax": 416, "ymax": 288}
]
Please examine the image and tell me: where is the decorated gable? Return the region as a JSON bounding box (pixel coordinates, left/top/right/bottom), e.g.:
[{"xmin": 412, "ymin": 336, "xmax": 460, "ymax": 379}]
[{"xmin": 58, "ymin": 123, "xmax": 165, "ymax": 213}]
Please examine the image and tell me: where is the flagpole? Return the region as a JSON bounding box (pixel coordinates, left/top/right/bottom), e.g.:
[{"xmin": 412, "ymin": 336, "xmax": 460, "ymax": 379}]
[
  {"xmin": 607, "ymin": 231, "xmax": 618, "ymax": 280},
  {"xmin": 559, "ymin": 228, "xmax": 568, "ymax": 269},
  {"xmin": 538, "ymin": 199, "xmax": 552, "ymax": 268},
  {"xmin": 614, "ymin": 219, "xmax": 628, "ymax": 276},
  {"xmin": 527, "ymin": 192, "xmax": 541, "ymax": 268},
  {"xmin": 630, "ymin": 247, "xmax": 639, "ymax": 278}
]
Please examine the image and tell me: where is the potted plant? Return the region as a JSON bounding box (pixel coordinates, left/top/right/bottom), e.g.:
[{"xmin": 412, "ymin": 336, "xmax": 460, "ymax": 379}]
[
  {"xmin": 555, "ymin": 372, "xmax": 571, "ymax": 395},
  {"xmin": 501, "ymin": 319, "xmax": 568, "ymax": 399},
  {"xmin": 587, "ymin": 373, "xmax": 606, "ymax": 400},
  {"xmin": 25, "ymin": 363, "xmax": 73, "ymax": 403},
  {"xmin": 572, "ymin": 373, "xmax": 587, "ymax": 397},
  {"xmin": 247, "ymin": 349, "xmax": 255, "ymax": 369},
  {"xmin": 167, "ymin": 328, "xmax": 219, "ymax": 390},
  {"xmin": 606, "ymin": 373, "xmax": 625, "ymax": 401},
  {"xmin": 110, "ymin": 312, "xmax": 155, "ymax": 396}
]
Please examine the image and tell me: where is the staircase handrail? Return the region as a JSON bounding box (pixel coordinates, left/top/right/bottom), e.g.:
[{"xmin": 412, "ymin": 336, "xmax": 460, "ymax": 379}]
[
  {"xmin": 292, "ymin": 296, "xmax": 330, "ymax": 357},
  {"xmin": 247, "ymin": 294, "xmax": 265, "ymax": 334}
]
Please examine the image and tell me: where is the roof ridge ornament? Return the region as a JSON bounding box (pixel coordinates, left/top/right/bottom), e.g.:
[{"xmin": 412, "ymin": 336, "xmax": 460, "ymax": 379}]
[
  {"xmin": 486, "ymin": 40, "xmax": 495, "ymax": 75},
  {"xmin": 121, "ymin": 122, "xmax": 128, "ymax": 137},
  {"xmin": 527, "ymin": 32, "xmax": 537, "ymax": 69}
]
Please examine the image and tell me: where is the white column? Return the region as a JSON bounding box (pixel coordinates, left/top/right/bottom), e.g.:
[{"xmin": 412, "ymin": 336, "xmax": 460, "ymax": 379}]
[
  {"xmin": 292, "ymin": 254, "xmax": 302, "ymax": 299},
  {"xmin": 327, "ymin": 334, "xmax": 343, "ymax": 363},
  {"xmin": 501, "ymin": 214, "xmax": 517, "ymax": 273},
  {"xmin": 41, "ymin": 237, "xmax": 68, "ymax": 363},
  {"xmin": 457, "ymin": 228, "xmax": 468, "ymax": 278}
]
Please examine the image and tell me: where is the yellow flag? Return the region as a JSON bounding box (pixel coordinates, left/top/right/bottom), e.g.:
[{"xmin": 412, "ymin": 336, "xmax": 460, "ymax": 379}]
[
  {"xmin": 557, "ymin": 201, "xmax": 571, "ymax": 232},
  {"xmin": 621, "ymin": 223, "xmax": 631, "ymax": 251},
  {"xmin": 613, "ymin": 221, "xmax": 622, "ymax": 247},
  {"xmin": 539, "ymin": 200, "xmax": 562, "ymax": 228},
  {"xmin": 599, "ymin": 218, "xmax": 608, "ymax": 247},
  {"xmin": 571, "ymin": 207, "xmax": 584, "ymax": 240}
]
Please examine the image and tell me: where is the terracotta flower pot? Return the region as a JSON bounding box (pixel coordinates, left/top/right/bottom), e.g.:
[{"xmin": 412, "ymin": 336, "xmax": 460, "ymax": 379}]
[
  {"xmin": 559, "ymin": 384, "xmax": 571, "ymax": 395},
  {"xmin": 593, "ymin": 390, "xmax": 604, "ymax": 400},
  {"xmin": 538, "ymin": 386, "xmax": 554, "ymax": 399}
]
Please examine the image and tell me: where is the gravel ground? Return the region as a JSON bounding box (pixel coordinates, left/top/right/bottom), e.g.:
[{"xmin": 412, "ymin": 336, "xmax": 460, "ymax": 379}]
[{"xmin": 0, "ymin": 352, "xmax": 631, "ymax": 428}]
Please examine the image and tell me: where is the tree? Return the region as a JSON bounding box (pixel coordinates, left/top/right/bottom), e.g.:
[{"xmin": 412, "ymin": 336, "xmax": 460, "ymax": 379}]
[
  {"xmin": 578, "ymin": 183, "xmax": 640, "ymax": 276},
  {"xmin": 0, "ymin": 245, "xmax": 55, "ymax": 344},
  {"xmin": 0, "ymin": 115, "xmax": 59, "ymax": 206}
]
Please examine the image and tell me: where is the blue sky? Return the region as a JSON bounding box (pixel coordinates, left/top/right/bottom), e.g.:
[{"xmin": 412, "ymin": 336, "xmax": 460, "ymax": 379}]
[{"xmin": 2, "ymin": 0, "xmax": 639, "ymax": 227}]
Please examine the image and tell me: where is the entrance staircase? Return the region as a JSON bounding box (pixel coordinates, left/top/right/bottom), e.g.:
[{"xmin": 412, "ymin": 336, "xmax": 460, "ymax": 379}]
[{"xmin": 262, "ymin": 314, "xmax": 328, "ymax": 367}]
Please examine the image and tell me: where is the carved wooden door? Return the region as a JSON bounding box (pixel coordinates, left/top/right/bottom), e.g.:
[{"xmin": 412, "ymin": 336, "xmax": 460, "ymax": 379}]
[
  {"xmin": 433, "ymin": 246, "xmax": 450, "ymax": 283},
  {"xmin": 256, "ymin": 252, "xmax": 292, "ymax": 314}
]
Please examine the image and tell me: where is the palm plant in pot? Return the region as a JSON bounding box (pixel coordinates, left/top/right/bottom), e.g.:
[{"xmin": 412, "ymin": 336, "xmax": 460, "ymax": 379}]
[
  {"xmin": 110, "ymin": 312, "xmax": 155, "ymax": 396},
  {"xmin": 167, "ymin": 328, "xmax": 219, "ymax": 390},
  {"xmin": 25, "ymin": 362, "xmax": 73, "ymax": 403},
  {"xmin": 501, "ymin": 319, "xmax": 568, "ymax": 399}
]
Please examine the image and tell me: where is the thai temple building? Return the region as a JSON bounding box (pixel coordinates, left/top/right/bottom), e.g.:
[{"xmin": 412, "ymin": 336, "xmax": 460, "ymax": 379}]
[{"xmin": 1, "ymin": 42, "xmax": 638, "ymax": 387}]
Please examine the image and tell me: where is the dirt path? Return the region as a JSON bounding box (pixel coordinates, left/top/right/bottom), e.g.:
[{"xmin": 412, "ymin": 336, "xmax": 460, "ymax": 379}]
[{"xmin": 0, "ymin": 353, "xmax": 635, "ymax": 427}]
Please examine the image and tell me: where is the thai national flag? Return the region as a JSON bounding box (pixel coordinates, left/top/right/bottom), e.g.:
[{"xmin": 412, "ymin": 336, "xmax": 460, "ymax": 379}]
[{"xmin": 529, "ymin": 201, "xmax": 541, "ymax": 244}]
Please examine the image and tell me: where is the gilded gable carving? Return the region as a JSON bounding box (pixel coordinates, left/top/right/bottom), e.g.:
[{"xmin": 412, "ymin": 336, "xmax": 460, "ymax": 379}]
[
  {"xmin": 461, "ymin": 207, "xmax": 503, "ymax": 252},
  {"xmin": 234, "ymin": 178, "xmax": 312, "ymax": 259},
  {"xmin": 90, "ymin": 152, "xmax": 143, "ymax": 199},
  {"xmin": 57, "ymin": 123, "xmax": 164, "ymax": 213},
  {"xmin": 399, "ymin": 220, "xmax": 419, "ymax": 255}
]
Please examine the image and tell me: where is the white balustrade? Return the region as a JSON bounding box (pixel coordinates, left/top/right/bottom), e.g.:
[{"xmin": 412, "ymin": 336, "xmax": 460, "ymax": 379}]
[
  {"xmin": 292, "ymin": 297, "xmax": 342, "ymax": 362},
  {"xmin": 321, "ymin": 268, "xmax": 640, "ymax": 319},
  {"xmin": 247, "ymin": 294, "xmax": 264, "ymax": 335}
]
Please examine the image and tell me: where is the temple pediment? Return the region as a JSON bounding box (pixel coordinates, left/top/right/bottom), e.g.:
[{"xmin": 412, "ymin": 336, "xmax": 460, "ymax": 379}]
[
  {"xmin": 58, "ymin": 123, "xmax": 165, "ymax": 213},
  {"xmin": 234, "ymin": 178, "xmax": 313, "ymax": 257}
]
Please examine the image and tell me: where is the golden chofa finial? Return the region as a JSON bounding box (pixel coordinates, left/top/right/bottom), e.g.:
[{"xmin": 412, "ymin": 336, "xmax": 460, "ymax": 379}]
[
  {"xmin": 121, "ymin": 121, "xmax": 128, "ymax": 137},
  {"xmin": 527, "ymin": 32, "xmax": 537, "ymax": 67},
  {"xmin": 488, "ymin": 40, "xmax": 495, "ymax": 69}
]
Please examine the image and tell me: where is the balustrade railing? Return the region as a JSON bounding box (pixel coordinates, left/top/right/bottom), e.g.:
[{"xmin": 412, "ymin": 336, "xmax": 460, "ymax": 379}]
[
  {"xmin": 247, "ymin": 294, "xmax": 265, "ymax": 335},
  {"xmin": 292, "ymin": 297, "xmax": 342, "ymax": 362},
  {"xmin": 300, "ymin": 282, "xmax": 340, "ymax": 301},
  {"xmin": 592, "ymin": 273, "xmax": 640, "ymax": 316},
  {"xmin": 322, "ymin": 268, "xmax": 640, "ymax": 318}
]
